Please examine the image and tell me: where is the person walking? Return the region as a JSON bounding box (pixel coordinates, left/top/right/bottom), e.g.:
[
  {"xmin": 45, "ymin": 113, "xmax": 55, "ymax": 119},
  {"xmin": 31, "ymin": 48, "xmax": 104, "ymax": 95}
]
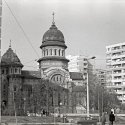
[{"xmin": 109, "ymin": 111, "xmax": 115, "ymax": 125}]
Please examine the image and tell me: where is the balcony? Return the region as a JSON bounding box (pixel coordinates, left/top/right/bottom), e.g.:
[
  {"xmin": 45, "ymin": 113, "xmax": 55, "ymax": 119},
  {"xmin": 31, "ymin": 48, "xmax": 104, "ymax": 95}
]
[
  {"xmin": 116, "ymin": 90, "xmax": 124, "ymax": 94},
  {"xmin": 106, "ymin": 84, "xmax": 122, "ymax": 88},
  {"xmin": 112, "ymin": 79, "xmax": 122, "ymax": 82},
  {"xmin": 112, "ymin": 53, "xmax": 125, "ymax": 59},
  {"xmin": 112, "ymin": 61, "xmax": 122, "ymax": 65}
]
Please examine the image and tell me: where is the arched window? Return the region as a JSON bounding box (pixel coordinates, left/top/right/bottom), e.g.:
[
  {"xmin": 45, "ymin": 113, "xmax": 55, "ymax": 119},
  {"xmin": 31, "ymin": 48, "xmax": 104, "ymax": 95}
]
[
  {"xmin": 62, "ymin": 50, "xmax": 64, "ymax": 56},
  {"xmin": 54, "ymin": 49, "xmax": 57, "ymax": 55},
  {"xmin": 15, "ymin": 68, "xmax": 18, "ymax": 73},
  {"xmin": 43, "ymin": 50, "xmax": 45, "ymax": 56},
  {"xmin": 59, "ymin": 49, "xmax": 61, "ymax": 56}
]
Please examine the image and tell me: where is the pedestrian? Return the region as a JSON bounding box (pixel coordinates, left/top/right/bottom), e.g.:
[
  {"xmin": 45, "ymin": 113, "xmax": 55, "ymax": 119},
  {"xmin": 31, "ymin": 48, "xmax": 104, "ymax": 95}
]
[
  {"xmin": 43, "ymin": 109, "xmax": 45, "ymax": 116},
  {"xmin": 109, "ymin": 111, "xmax": 115, "ymax": 125},
  {"xmin": 101, "ymin": 112, "xmax": 106, "ymax": 125}
]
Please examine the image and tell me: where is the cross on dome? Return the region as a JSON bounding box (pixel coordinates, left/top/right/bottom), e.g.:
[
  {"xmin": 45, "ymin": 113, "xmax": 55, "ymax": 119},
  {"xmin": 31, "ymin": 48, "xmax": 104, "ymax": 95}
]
[
  {"xmin": 9, "ymin": 40, "xmax": 11, "ymax": 48},
  {"xmin": 52, "ymin": 12, "xmax": 55, "ymax": 25}
]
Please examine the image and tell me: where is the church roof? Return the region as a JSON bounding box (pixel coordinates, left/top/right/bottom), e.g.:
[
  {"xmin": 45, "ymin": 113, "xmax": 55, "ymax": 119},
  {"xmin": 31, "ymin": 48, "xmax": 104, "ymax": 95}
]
[
  {"xmin": 40, "ymin": 40, "xmax": 67, "ymax": 48},
  {"xmin": 41, "ymin": 24, "xmax": 67, "ymax": 48},
  {"xmin": 38, "ymin": 56, "xmax": 69, "ymax": 62},
  {"xmin": 70, "ymin": 72, "xmax": 83, "ymax": 80},
  {"xmin": 43, "ymin": 24, "xmax": 64, "ymax": 42},
  {"xmin": 1, "ymin": 46, "xmax": 23, "ymax": 67},
  {"xmin": 22, "ymin": 70, "xmax": 41, "ymax": 79}
]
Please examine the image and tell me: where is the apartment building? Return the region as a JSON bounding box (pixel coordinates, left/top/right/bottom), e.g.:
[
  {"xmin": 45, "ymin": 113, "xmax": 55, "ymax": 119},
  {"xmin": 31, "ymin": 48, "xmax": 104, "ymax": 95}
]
[
  {"xmin": 106, "ymin": 42, "xmax": 125, "ymax": 103},
  {"xmin": 95, "ymin": 69, "xmax": 106, "ymax": 86},
  {"xmin": 67, "ymin": 55, "xmax": 93, "ymax": 85}
]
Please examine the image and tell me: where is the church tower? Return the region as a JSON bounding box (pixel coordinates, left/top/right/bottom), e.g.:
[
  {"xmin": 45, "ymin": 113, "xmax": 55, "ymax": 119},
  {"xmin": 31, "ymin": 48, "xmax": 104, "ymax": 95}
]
[
  {"xmin": 38, "ymin": 13, "xmax": 70, "ymax": 86},
  {"xmin": 1, "ymin": 43, "xmax": 23, "ymax": 115}
]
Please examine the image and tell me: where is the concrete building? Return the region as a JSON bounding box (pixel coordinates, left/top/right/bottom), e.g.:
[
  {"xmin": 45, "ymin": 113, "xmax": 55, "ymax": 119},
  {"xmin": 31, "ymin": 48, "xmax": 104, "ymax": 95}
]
[
  {"xmin": 95, "ymin": 69, "xmax": 106, "ymax": 86},
  {"xmin": 67, "ymin": 55, "xmax": 93, "ymax": 85},
  {"xmin": 106, "ymin": 42, "xmax": 125, "ymax": 103}
]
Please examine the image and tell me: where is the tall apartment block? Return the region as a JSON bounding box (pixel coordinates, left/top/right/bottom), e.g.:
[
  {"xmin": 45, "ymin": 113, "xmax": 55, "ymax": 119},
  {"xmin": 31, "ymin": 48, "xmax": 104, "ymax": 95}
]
[
  {"xmin": 95, "ymin": 69, "xmax": 106, "ymax": 86},
  {"xmin": 106, "ymin": 42, "xmax": 125, "ymax": 103},
  {"xmin": 66, "ymin": 55, "xmax": 93, "ymax": 85}
]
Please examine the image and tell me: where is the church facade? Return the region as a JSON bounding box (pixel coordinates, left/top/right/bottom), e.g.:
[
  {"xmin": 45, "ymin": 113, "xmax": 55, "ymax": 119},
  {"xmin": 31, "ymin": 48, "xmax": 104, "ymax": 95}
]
[
  {"xmin": 38, "ymin": 20, "xmax": 71, "ymax": 88},
  {"xmin": 1, "ymin": 18, "xmax": 86, "ymax": 115}
]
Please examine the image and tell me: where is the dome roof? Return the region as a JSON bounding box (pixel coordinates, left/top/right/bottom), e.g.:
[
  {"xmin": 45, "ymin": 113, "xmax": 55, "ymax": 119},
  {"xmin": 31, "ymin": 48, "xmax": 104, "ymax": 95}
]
[
  {"xmin": 42, "ymin": 24, "xmax": 65, "ymax": 42},
  {"xmin": 1, "ymin": 47, "xmax": 23, "ymax": 67}
]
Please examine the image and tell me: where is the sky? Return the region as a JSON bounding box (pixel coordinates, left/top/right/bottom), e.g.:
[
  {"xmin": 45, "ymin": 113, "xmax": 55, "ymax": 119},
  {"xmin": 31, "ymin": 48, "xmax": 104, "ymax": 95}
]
[{"xmin": 2, "ymin": 0, "xmax": 125, "ymax": 70}]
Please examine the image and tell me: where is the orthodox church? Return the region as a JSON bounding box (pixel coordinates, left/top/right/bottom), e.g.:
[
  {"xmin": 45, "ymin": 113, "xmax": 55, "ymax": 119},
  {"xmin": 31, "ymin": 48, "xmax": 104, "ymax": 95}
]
[{"xmin": 1, "ymin": 16, "xmax": 86, "ymax": 115}]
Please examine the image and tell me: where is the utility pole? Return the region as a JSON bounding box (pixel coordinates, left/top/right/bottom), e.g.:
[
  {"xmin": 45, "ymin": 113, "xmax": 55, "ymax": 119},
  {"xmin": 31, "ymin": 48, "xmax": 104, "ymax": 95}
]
[
  {"xmin": 46, "ymin": 79, "xmax": 49, "ymax": 116},
  {"xmin": 0, "ymin": 0, "xmax": 2, "ymax": 122},
  {"xmin": 86, "ymin": 56, "xmax": 96, "ymax": 118}
]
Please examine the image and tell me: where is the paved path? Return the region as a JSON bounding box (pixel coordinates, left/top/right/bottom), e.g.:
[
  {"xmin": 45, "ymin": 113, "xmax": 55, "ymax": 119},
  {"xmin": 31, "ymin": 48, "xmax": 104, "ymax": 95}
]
[{"xmin": 97, "ymin": 121, "xmax": 125, "ymax": 125}]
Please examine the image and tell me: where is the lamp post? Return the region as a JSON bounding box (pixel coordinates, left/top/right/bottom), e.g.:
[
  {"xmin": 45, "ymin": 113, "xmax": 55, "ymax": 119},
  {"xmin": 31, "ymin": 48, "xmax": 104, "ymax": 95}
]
[
  {"xmin": 24, "ymin": 97, "xmax": 26, "ymax": 115},
  {"xmin": 86, "ymin": 56, "xmax": 96, "ymax": 118},
  {"xmin": 59, "ymin": 102, "xmax": 62, "ymax": 116}
]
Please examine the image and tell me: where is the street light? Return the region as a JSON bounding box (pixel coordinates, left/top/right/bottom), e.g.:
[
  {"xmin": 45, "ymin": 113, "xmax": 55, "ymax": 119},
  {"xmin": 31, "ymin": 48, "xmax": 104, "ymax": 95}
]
[
  {"xmin": 24, "ymin": 97, "xmax": 26, "ymax": 115},
  {"xmin": 86, "ymin": 56, "xmax": 96, "ymax": 118}
]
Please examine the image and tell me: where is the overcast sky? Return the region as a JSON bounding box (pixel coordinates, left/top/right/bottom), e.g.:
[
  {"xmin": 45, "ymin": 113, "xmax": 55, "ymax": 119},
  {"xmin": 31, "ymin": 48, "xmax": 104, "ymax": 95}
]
[{"xmin": 2, "ymin": 0, "xmax": 125, "ymax": 70}]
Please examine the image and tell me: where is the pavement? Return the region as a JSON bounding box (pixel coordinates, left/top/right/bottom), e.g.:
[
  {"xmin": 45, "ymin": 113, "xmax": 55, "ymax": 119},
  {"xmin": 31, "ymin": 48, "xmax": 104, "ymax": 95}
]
[{"xmin": 97, "ymin": 121, "xmax": 125, "ymax": 125}]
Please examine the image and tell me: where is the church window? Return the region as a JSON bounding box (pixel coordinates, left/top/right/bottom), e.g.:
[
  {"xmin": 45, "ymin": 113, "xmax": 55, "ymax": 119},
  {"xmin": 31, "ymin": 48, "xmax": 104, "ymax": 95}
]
[
  {"xmin": 59, "ymin": 49, "xmax": 61, "ymax": 56},
  {"xmin": 43, "ymin": 50, "xmax": 45, "ymax": 56},
  {"xmin": 57, "ymin": 76, "xmax": 58, "ymax": 81},
  {"xmin": 62, "ymin": 50, "xmax": 64, "ymax": 56},
  {"xmin": 53, "ymin": 77, "xmax": 55, "ymax": 81},
  {"xmin": 15, "ymin": 68, "xmax": 18, "ymax": 73},
  {"xmin": 54, "ymin": 49, "xmax": 57, "ymax": 55},
  {"xmin": 2, "ymin": 69, "xmax": 4, "ymax": 74}
]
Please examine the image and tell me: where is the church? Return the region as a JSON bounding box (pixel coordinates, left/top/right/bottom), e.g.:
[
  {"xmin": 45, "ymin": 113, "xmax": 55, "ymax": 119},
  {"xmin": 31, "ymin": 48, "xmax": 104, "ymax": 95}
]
[{"xmin": 1, "ymin": 16, "xmax": 86, "ymax": 115}]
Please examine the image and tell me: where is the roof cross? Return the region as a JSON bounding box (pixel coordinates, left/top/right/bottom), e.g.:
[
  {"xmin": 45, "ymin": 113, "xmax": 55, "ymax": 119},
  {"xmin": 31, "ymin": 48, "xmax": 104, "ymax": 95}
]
[
  {"xmin": 52, "ymin": 12, "xmax": 55, "ymax": 25},
  {"xmin": 9, "ymin": 40, "xmax": 11, "ymax": 48}
]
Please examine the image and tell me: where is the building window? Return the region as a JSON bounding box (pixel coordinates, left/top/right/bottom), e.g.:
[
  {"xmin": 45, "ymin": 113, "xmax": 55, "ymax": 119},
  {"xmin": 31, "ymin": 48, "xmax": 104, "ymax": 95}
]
[
  {"xmin": 54, "ymin": 49, "xmax": 57, "ymax": 55},
  {"xmin": 59, "ymin": 49, "xmax": 61, "ymax": 56},
  {"xmin": 15, "ymin": 68, "xmax": 18, "ymax": 73},
  {"xmin": 46, "ymin": 49, "xmax": 48, "ymax": 55},
  {"xmin": 62, "ymin": 50, "xmax": 64, "ymax": 56},
  {"xmin": 2, "ymin": 69, "xmax": 4, "ymax": 74},
  {"xmin": 53, "ymin": 77, "xmax": 55, "ymax": 81},
  {"xmin": 43, "ymin": 50, "xmax": 45, "ymax": 56}
]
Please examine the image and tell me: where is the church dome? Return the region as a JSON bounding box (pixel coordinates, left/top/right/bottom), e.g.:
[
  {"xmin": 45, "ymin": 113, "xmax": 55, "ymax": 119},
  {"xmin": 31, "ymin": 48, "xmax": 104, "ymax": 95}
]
[
  {"xmin": 1, "ymin": 47, "xmax": 23, "ymax": 67},
  {"xmin": 43, "ymin": 24, "xmax": 64, "ymax": 42},
  {"xmin": 40, "ymin": 23, "xmax": 67, "ymax": 49}
]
